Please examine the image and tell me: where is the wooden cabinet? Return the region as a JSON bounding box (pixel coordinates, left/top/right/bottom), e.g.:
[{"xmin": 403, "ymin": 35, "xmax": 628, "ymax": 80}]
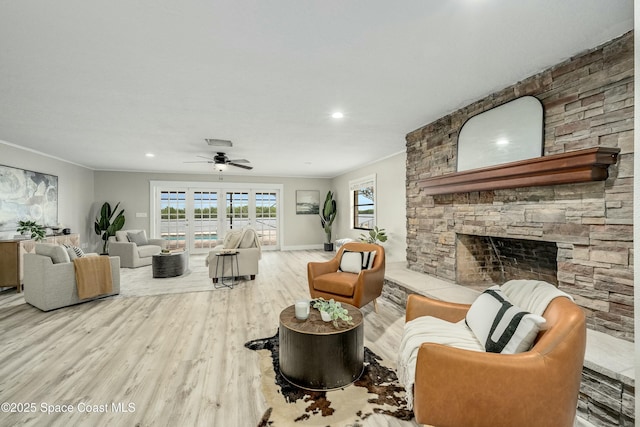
[
  {"xmin": 0, "ymin": 240, "xmax": 22, "ymax": 292},
  {"xmin": 0, "ymin": 234, "xmax": 81, "ymax": 293}
]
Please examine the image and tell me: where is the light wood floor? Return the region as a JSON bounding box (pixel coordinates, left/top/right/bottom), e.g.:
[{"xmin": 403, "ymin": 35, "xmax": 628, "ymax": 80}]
[{"xmin": 0, "ymin": 250, "xmax": 415, "ymax": 427}]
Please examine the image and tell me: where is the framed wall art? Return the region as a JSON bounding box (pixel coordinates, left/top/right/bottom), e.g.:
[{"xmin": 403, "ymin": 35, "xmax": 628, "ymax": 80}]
[
  {"xmin": 296, "ymin": 190, "xmax": 320, "ymax": 215},
  {"xmin": 0, "ymin": 164, "xmax": 58, "ymax": 232}
]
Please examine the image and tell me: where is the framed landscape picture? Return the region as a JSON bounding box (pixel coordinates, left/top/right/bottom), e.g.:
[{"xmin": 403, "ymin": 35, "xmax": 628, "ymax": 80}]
[
  {"xmin": 0, "ymin": 164, "xmax": 58, "ymax": 232},
  {"xmin": 296, "ymin": 190, "xmax": 320, "ymax": 215}
]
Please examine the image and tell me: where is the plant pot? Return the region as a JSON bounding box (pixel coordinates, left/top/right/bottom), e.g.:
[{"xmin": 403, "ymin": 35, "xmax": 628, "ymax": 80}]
[
  {"xmin": 324, "ymin": 243, "xmax": 334, "ymax": 251},
  {"xmin": 320, "ymin": 310, "xmax": 332, "ymax": 322}
]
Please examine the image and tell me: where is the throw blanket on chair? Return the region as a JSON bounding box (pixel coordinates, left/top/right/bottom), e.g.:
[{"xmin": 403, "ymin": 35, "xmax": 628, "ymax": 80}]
[
  {"xmin": 398, "ymin": 317, "xmax": 483, "ymax": 409},
  {"xmin": 74, "ymin": 256, "xmax": 113, "ymax": 299}
]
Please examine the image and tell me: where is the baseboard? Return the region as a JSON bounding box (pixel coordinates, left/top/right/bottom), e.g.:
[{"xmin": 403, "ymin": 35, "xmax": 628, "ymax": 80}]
[{"xmin": 280, "ymin": 244, "xmax": 325, "ymax": 251}]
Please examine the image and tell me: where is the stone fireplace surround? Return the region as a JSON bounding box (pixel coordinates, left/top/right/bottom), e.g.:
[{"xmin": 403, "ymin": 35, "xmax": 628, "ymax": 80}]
[{"xmin": 405, "ymin": 31, "xmax": 634, "ymax": 343}]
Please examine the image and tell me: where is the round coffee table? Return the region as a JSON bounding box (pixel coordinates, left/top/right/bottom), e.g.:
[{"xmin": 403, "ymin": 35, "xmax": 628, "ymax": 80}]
[
  {"xmin": 279, "ymin": 302, "xmax": 364, "ymax": 390},
  {"xmin": 152, "ymin": 250, "xmax": 189, "ymax": 278}
]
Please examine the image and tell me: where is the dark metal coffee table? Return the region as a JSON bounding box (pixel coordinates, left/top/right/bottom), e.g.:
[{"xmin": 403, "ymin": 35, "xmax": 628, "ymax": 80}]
[
  {"xmin": 152, "ymin": 250, "xmax": 189, "ymax": 278},
  {"xmin": 279, "ymin": 303, "xmax": 364, "ymax": 390}
]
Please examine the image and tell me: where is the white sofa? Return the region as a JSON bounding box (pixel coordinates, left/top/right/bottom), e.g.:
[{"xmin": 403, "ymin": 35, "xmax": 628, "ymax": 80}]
[
  {"xmin": 206, "ymin": 228, "xmax": 261, "ymax": 282},
  {"xmin": 23, "ymin": 245, "xmax": 120, "ymax": 311},
  {"xmin": 108, "ymin": 229, "xmax": 167, "ymax": 268}
]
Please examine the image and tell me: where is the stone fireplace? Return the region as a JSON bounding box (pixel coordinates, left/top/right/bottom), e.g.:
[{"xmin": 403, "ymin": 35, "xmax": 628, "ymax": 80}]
[
  {"xmin": 405, "ymin": 32, "xmax": 634, "ymax": 341},
  {"xmin": 456, "ymin": 234, "xmax": 558, "ymax": 289}
]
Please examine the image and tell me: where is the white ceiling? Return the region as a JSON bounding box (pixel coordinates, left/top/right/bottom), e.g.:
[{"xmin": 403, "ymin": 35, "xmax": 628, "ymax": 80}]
[{"xmin": 0, "ymin": 1, "xmax": 633, "ymax": 178}]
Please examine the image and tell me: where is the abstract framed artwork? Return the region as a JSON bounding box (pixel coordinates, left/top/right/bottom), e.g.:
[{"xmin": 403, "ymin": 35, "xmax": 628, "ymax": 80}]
[
  {"xmin": 0, "ymin": 164, "xmax": 58, "ymax": 232},
  {"xmin": 296, "ymin": 190, "xmax": 320, "ymax": 215}
]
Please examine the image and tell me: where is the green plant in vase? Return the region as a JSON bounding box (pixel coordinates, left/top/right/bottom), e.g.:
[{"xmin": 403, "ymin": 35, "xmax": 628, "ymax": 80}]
[
  {"xmin": 359, "ymin": 226, "xmax": 388, "ymax": 244},
  {"xmin": 319, "ymin": 191, "xmax": 337, "ymax": 251},
  {"xmin": 17, "ymin": 220, "xmax": 46, "ymax": 241},
  {"xmin": 312, "ymin": 297, "xmax": 353, "ymax": 328}
]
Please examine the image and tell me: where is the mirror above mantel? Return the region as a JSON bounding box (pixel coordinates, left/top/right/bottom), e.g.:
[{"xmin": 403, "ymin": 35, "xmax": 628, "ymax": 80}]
[{"xmin": 457, "ymin": 96, "xmax": 544, "ymax": 172}]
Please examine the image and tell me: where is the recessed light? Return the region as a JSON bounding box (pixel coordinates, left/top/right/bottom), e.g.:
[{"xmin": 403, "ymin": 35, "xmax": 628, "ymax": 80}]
[
  {"xmin": 496, "ymin": 138, "xmax": 509, "ymax": 145},
  {"xmin": 145, "ymin": 153, "xmax": 155, "ymax": 157},
  {"xmin": 331, "ymin": 112, "xmax": 344, "ymax": 119}
]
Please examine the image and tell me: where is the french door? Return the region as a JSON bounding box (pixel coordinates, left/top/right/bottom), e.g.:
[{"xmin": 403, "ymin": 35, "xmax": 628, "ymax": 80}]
[{"xmin": 152, "ymin": 182, "xmax": 280, "ymax": 253}]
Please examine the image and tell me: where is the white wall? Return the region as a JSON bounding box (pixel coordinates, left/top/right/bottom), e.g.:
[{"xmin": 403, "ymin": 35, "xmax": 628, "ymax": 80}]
[
  {"xmin": 0, "ymin": 141, "xmax": 95, "ymax": 248},
  {"xmin": 330, "ymin": 151, "xmax": 407, "ymax": 263},
  {"xmin": 633, "ymin": 12, "xmax": 639, "ymax": 424},
  {"xmin": 93, "ymin": 170, "xmax": 331, "ymax": 251}
]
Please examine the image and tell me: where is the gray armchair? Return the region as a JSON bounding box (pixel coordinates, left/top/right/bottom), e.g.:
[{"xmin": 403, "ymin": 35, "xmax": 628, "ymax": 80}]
[{"xmin": 108, "ymin": 229, "xmax": 167, "ymax": 268}]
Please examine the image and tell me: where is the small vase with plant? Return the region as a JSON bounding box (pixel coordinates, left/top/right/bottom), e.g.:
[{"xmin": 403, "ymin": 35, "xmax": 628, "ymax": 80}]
[
  {"xmin": 312, "ymin": 297, "xmax": 353, "ymax": 328},
  {"xmin": 94, "ymin": 202, "xmax": 126, "ymax": 254},
  {"xmin": 359, "ymin": 226, "xmax": 388, "ymax": 244},
  {"xmin": 319, "ymin": 191, "xmax": 337, "ymax": 251},
  {"xmin": 17, "ymin": 220, "xmax": 46, "ymax": 241}
]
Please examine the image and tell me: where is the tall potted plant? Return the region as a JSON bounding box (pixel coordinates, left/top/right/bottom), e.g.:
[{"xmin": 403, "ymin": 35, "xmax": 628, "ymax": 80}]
[
  {"xmin": 94, "ymin": 202, "xmax": 126, "ymax": 254},
  {"xmin": 319, "ymin": 191, "xmax": 337, "ymax": 251}
]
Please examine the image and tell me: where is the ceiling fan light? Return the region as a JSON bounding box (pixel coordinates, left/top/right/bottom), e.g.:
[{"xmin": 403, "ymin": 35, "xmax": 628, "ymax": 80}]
[{"xmin": 215, "ymin": 163, "xmax": 228, "ymax": 171}]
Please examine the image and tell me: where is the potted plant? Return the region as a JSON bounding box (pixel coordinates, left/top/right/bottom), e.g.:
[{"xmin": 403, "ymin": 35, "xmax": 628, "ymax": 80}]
[
  {"xmin": 312, "ymin": 298, "xmax": 353, "ymax": 328},
  {"xmin": 319, "ymin": 191, "xmax": 337, "ymax": 251},
  {"xmin": 94, "ymin": 202, "xmax": 126, "ymax": 254},
  {"xmin": 17, "ymin": 220, "xmax": 46, "ymax": 241},
  {"xmin": 359, "ymin": 226, "xmax": 388, "ymax": 244}
]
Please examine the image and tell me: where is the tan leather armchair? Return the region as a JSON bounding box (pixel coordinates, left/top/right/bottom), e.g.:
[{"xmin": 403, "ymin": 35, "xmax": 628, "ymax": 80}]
[
  {"xmin": 406, "ymin": 293, "xmax": 586, "ymax": 427},
  {"xmin": 308, "ymin": 242, "xmax": 385, "ymax": 311}
]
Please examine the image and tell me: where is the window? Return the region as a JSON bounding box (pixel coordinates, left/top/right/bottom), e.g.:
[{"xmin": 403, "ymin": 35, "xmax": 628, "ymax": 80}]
[{"xmin": 350, "ymin": 175, "xmax": 376, "ymax": 230}]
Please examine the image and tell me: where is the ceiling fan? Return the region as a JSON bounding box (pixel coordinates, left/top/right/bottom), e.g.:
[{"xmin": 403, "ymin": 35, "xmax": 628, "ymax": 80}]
[{"xmin": 186, "ymin": 152, "xmax": 253, "ymax": 170}]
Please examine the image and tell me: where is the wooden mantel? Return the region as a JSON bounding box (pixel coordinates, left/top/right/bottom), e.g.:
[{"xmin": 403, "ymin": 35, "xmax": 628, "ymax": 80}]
[{"xmin": 418, "ymin": 147, "xmax": 620, "ymax": 196}]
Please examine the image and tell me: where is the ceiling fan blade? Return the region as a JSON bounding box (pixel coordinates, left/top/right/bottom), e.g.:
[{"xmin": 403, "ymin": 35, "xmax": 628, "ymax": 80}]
[
  {"xmin": 196, "ymin": 155, "xmax": 216, "ymax": 161},
  {"xmin": 228, "ymin": 158, "xmax": 250, "ymax": 163},
  {"xmin": 228, "ymin": 162, "xmax": 253, "ymax": 170},
  {"xmin": 183, "ymin": 160, "xmax": 213, "ymax": 163}
]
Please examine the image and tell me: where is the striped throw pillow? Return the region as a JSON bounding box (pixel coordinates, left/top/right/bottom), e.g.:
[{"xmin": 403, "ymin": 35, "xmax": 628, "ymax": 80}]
[
  {"xmin": 465, "ymin": 286, "xmax": 546, "ymax": 354},
  {"xmin": 338, "ymin": 250, "xmax": 376, "ymax": 274},
  {"xmin": 63, "ymin": 244, "xmax": 85, "ymax": 260}
]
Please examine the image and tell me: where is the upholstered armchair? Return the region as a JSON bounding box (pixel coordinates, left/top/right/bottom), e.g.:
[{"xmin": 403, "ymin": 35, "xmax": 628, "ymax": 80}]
[
  {"xmin": 108, "ymin": 229, "xmax": 167, "ymax": 268},
  {"xmin": 403, "ymin": 281, "xmax": 586, "ymax": 427},
  {"xmin": 206, "ymin": 227, "xmax": 261, "ymax": 282},
  {"xmin": 307, "ymin": 242, "xmax": 385, "ymax": 311}
]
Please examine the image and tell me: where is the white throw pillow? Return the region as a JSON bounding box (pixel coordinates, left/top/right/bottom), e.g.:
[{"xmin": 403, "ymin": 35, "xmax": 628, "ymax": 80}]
[
  {"xmin": 465, "ymin": 286, "xmax": 546, "ymax": 354},
  {"xmin": 239, "ymin": 229, "xmax": 257, "ymax": 248},
  {"xmin": 223, "ymin": 230, "xmax": 243, "ymax": 249},
  {"xmin": 338, "ymin": 250, "xmax": 376, "ymax": 274}
]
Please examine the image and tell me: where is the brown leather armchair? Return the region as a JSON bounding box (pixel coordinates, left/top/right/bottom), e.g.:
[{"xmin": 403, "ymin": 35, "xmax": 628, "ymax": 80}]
[
  {"xmin": 406, "ymin": 293, "xmax": 586, "ymax": 427},
  {"xmin": 308, "ymin": 242, "xmax": 385, "ymax": 311}
]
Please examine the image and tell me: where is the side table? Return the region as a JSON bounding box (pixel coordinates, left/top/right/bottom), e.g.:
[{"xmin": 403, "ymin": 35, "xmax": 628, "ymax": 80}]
[
  {"xmin": 213, "ymin": 251, "xmax": 239, "ymax": 289},
  {"xmin": 279, "ymin": 303, "xmax": 364, "ymax": 390},
  {"xmin": 152, "ymin": 250, "xmax": 189, "ymax": 278}
]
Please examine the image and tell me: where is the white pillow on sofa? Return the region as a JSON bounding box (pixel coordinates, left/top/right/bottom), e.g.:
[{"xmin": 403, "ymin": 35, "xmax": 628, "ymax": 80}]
[
  {"xmin": 465, "ymin": 286, "xmax": 546, "ymax": 354},
  {"xmin": 338, "ymin": 250, "xmax": 376, "ymax": 274},
  {"xmin": 223, "ymin": 230, "xmax": 243, "ymax": 249}
]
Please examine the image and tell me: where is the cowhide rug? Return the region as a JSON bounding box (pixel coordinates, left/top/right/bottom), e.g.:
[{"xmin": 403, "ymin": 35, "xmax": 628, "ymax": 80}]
[{"xmin": 245, "ymin": 331, "xmax": 414, "ymax": 426}]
